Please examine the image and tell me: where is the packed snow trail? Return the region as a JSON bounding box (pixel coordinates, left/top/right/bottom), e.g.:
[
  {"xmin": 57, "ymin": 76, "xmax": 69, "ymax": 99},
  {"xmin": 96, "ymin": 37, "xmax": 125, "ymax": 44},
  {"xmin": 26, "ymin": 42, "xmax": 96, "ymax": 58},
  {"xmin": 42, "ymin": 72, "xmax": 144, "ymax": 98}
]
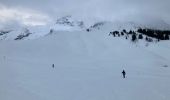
[{"xmin": 0, "ymin": 29, "xmax": 170, "ymax": 100}]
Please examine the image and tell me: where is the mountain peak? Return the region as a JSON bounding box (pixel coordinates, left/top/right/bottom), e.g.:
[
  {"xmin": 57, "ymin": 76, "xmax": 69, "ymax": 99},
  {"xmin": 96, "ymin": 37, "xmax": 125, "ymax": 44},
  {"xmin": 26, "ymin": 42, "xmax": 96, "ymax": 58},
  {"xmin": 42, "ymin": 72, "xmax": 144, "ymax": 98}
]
[{"xmin": 56, "ymin": 16, "xmax": 85, "ymax": 28}]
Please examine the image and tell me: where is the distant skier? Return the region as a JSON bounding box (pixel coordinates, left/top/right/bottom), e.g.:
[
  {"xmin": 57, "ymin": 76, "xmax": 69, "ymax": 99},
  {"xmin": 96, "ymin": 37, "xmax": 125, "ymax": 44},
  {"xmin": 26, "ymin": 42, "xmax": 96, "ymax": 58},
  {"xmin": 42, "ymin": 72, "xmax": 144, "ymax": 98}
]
[
  {"xmin": 52, "ymin": 64, "xmax": 55, "ymax": 68},
  {"xmin": 122, "ymin": 70, "xmax": 126, "ymax": 78}
]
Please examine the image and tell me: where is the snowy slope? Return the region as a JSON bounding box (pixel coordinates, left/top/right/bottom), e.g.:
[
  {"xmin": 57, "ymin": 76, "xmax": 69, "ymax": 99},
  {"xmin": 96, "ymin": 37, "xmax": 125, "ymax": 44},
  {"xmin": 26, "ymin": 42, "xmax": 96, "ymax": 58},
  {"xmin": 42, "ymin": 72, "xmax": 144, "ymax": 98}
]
[
  {"xmin": 0, "ymin": 24, "xmax": 170, "ymax": 100},
  {"xmin": 0, "ymin": 16, "xmax": 85, "ymax": 40}
]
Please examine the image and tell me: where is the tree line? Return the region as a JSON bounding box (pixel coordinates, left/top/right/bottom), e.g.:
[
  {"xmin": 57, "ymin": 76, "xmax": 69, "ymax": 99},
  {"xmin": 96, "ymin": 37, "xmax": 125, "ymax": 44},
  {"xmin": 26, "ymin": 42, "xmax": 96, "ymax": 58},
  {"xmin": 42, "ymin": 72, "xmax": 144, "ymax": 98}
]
[
  {"xmin": 109, "ymin": 28, "xmax": 170, "ymax": 42},
  {"xmin": 137, "ymin": 28, "xmax": 170, "ymax": 40}
]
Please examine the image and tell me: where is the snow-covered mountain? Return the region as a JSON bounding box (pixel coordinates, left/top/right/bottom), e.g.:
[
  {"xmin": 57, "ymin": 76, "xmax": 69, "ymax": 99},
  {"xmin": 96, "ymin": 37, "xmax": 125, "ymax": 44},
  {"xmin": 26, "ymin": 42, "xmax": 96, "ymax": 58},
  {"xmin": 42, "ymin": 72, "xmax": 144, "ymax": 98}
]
[
  {"xmin": 0, "ymin": 16, "xmax": 86, "ymax": 40},
  {"xmin": 0, "ymin": 15, "xmax": 170, "ymax": 41},
  {"xmin": 49, "ymin": 16, "xmax": 85, "ymax": 32},
  {"xmin": 56, "ymin": 16, "xmax": 85, "ymax": 28}
]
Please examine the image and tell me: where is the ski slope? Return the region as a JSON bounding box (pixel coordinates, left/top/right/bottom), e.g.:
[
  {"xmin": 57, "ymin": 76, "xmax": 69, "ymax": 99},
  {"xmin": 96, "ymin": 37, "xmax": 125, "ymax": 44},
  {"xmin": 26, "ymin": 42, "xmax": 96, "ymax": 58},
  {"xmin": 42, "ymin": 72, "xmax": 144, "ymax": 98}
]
[{"xmin": 0, "ymin": 27, "xmax": 170, "ymax": 100}]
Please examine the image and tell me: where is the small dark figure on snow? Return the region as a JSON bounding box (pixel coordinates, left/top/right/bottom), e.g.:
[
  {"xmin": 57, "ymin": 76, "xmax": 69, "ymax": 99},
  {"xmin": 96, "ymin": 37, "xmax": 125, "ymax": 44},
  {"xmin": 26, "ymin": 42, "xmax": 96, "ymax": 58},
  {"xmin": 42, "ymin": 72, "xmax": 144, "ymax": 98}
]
[
  {"xmin": 52, "ymin": 64, "xmax": 55, "ymax": 68},
  {"xmin": 122, "ymin": 70, "xmax": 126, "ymax": 78}
]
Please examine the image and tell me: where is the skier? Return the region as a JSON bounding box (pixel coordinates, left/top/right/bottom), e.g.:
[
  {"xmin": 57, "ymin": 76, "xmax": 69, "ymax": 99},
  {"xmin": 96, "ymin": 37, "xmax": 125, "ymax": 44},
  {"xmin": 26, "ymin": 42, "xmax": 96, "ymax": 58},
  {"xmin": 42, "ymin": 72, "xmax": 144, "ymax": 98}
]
[
  {"xmin": 122, "ymin": 70, "xmax": 126, "ymax": 78},
  {"xmin": 52, "ymin": 64, "xmax": 55, "ymax": 68}
]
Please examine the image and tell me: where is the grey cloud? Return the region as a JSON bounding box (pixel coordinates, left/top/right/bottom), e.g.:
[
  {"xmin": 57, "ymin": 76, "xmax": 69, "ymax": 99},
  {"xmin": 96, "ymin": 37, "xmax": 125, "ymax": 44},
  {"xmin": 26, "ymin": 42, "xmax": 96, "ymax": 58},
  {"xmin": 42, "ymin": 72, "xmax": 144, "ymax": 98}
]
[{"xmin": 0, "ymin": 0, "xmax": 170, "ymax": 24}]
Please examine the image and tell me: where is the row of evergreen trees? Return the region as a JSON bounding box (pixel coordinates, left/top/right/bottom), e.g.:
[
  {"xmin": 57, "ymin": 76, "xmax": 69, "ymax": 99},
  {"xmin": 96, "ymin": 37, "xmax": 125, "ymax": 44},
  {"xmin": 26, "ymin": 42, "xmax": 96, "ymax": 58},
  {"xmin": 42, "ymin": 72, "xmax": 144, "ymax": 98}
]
[
  {"xmin": 109, "ymin": 29, "xmax": 157, "ymax": 42},
  {"xmin": 137, "ymin": 28, "xmax": 170, "ymax": 40},
  {"xmin": 109, "ymin": 28, "xmax": 170, "ymax": 42},
  {"xmin": 109, "ymin": 30, "xmax": 138, "ymax": 42}
]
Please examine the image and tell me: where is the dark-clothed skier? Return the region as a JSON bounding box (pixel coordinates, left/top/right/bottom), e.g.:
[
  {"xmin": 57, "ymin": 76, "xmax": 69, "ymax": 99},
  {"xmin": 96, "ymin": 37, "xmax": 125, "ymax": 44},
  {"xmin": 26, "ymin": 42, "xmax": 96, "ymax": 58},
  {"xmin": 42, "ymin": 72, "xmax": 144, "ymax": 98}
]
[
  {"xmin": 122, "ymin": 70, "xmax": 126, "ymax": 78},
  {"xmin": 52, "ymin": 64, "xmax": 55, "ymax": 68}
]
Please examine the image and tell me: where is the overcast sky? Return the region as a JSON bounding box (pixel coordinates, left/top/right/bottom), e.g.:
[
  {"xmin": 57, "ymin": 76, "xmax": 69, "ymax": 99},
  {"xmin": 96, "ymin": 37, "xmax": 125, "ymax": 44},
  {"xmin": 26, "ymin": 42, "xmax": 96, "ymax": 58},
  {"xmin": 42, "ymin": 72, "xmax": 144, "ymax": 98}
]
[{"xmin": 0, "ymin": 0, "xmax": 170, "ymax": 26}]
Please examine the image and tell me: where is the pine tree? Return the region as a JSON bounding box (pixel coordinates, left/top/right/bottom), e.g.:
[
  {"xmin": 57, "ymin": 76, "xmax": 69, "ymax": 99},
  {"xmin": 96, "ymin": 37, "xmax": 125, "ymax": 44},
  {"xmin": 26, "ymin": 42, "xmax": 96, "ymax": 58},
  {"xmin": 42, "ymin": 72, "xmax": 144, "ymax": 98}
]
[
  {"xmin": 138, "ymin": 34, "xmax": 143, "ymax": 39},
  {"xmin": 165, "ymin": 34, "xmax": 169, "ymax": 40},
  {"xmin": 132, "ymin": 34, "xmax": 137, "ymax": 42}
]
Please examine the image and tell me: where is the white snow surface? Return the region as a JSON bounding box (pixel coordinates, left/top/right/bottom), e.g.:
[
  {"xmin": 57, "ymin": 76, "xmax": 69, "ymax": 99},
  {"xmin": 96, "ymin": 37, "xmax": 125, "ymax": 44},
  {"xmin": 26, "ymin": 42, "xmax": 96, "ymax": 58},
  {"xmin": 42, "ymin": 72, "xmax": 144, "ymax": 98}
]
[{"xmin": 0, "ymin": 25, "xmax": 170, "ymax": 100}]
